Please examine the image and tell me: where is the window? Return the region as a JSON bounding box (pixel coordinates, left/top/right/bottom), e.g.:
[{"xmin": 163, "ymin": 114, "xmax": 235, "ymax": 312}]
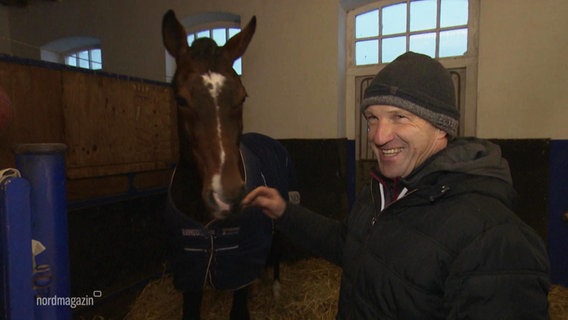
[
  {"xmin": 65, "ymin": 48, "xmax": 102, "ymax": 70},
  {"xmin": 354, "ymin": 0, "xmax": 468, "ymax": 65},
  {"xmin": 186, "ymin": 26, "xmax": 242, "ymax": 74},
  {"xmin": 41, "ymin": 37, "xmax": 102, "ymax": 70}
]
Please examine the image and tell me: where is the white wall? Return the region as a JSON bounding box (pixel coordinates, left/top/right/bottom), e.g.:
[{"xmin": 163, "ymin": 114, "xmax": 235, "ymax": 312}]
[
  {"xmin": 244, "ymin": 0, "xmax": 343, "ymax": 139},
  {"xmin": 477, "ymin": 0, "xmax": 568, "ymax": 139},
  {"xmin": 2, "ymin": 0, "xmax": 568, "ymax": 140}
]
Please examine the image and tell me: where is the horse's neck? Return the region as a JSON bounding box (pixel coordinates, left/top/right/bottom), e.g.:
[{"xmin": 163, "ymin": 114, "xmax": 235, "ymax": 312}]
[{"xmin": 170, "ymin": 158, "xmax": 211, "ymax": 225}]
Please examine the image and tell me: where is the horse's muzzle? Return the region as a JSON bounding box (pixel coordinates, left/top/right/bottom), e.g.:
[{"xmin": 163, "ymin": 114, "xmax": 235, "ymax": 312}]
[{"xmin": 208, "ymin": 186, "xmax": 246, "ymax": 219}]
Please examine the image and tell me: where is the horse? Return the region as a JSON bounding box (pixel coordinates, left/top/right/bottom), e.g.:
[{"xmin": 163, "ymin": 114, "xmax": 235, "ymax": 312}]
[{"xmin": 161, "ymin": 10, "xmax": 300, "ymax": 320}]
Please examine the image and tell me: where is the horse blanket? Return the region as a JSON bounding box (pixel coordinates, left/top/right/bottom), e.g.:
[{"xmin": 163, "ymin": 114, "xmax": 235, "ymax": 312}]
[{"xmin": 166, "ymin": 133, "xmax": 298, "ymax": 291}]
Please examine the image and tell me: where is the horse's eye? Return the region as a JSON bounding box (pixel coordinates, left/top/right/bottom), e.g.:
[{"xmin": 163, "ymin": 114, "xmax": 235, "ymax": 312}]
[{"xmin": 175, "ymin": 96, "xmax": 189, "ymax": 107}]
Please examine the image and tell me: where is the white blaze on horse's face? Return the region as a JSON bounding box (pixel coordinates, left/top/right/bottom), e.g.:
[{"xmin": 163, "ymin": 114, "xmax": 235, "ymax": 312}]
[
  {"xmin": 201, "ymin": 71, "xmax": 232, "ymax": 215},
  {"xmin": 201, "ymin": 71, "xmax": 226, "ymax": 167}
]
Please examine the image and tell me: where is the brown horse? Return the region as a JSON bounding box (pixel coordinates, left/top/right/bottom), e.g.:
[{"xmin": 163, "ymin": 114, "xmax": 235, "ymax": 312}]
[{"xmin": 162, "ymin": 10, "xmax": 299, "ymax": 320}]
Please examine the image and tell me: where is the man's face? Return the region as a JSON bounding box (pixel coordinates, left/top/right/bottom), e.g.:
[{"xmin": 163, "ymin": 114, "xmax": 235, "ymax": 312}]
[{"xmin": 364, "ymin": 104, "xmax": 448, "ymax": 179}]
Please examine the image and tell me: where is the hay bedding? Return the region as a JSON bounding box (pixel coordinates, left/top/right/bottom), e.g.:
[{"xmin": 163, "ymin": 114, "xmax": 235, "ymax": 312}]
[
  {"xmin": 550, "ymin": 284, "xmax": 568, "ymax": 320},
  {"xmin": 123, "ymin": 258, "xmax": 568, "ymax": 320},
  {"xmin": 125, "ymin": 258, "xmax": 341, "ymax": 320}
]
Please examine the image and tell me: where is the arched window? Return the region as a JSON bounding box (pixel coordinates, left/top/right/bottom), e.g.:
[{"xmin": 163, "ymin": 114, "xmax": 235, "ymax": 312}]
[
  {"xmin": 41, "ymin": 36, "xmax": 102, "ymax": 70},
  {"xmin": 164, "ymin": 12, "xmax": 243, "ymax": 82}
]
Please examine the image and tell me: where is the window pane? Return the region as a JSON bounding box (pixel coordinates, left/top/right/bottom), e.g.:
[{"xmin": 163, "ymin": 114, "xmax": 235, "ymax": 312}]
[
  {"xmin": 439, "ymin": 28, "xmax": 467, "ymax": 57},
  {"xmin": 212, "ymin": 28, "xmax": 227, "ymax": 45},
  {"xmin": 91, "ymin": 62, "xmax": 102, "ymax": 70},
  {"xmin": 410, "ymin": 0, "xmax": 437, "ymax": 31},
  {"xmin": 233, "ymin": 57, "xmax": 242, "ymax": 74},
  {"xmin": 197, "ymin": 30, "xmax": 209, "ymax": 39},
  {"xmin": 228, "ymin": 28, "xmax": 239, "ymax": 38},
  {"xmin": 187, "ymin": 34, "xmax": 195, "ymax": 45},
  {"xmin": 355, "ymin": 9, "xmax": 378, "ymax": 39},
  {"xmin": 355, "ymin": 39, "xmax": 379, "ymax": 65},
  {"xmin": 78, "ymin": 51, "xmax": 89, "ymax": 68},
  {"xmin": 67, "ymin": 56, "xmax": 77, "ymax": 66},
  {"xmin": 382, "ymin": 3, "xmax": 407, "ymax": 35},
  {"xmin": 409, "ymin": 32, "xmax": 436, "ymax": 57},
  {"xmin": 441, "ymin": 0, "xmax": 468, "ymax": 27},
  {"xmin": 78, "ymin": 50, "xmax": 88, "ymax": 60},
  {"xmin": 79, "ymin": 58, "xmax": 89, "ymax": 68},
  {"xmin": 381, "ymin": 36, "xmax": 406, "ymax": 63},
  {"xmin": 91, "ymin": 49, "xmax": 101, "ymax": 63}
]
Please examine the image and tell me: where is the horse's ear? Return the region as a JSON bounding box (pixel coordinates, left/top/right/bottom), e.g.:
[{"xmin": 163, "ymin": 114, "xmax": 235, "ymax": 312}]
[
  {"xmin": 223, "ymin": 16, "xmax": 256, "ymax": 63},
  {"xmin": 162, "ymin": 10, "xmax": 189, "ymax": 59}
]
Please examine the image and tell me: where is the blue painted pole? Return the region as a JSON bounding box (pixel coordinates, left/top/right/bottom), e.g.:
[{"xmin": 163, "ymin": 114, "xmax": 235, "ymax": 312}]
[
  {"xmin": 0, "ymin": 176, "xmax": 34, "ymax": 320},
  {"xmin": 15, "ymin": 143, "xmax": 71, "ymax": 320}
]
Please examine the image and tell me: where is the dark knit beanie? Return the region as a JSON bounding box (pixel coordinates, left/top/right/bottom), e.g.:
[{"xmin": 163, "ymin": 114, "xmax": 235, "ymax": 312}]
[{"xmin": 360, "ymin": 52, "xmax": 460, "ymax": 137}]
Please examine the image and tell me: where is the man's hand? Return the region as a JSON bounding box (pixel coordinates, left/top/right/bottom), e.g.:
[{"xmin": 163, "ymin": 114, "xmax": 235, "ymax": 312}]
[{"xmin": 241, "ymin": 186, "xmax": 287, "ymax": 219}]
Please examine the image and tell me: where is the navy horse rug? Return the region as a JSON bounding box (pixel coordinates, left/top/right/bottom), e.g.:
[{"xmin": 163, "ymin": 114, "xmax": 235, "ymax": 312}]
[{"xmin": 166, "ymin": 133, "xmax": 299, "ymax": 291}]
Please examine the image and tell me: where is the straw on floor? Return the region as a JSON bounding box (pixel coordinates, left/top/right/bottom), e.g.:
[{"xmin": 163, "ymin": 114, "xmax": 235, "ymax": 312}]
[
  {"xmin": 125, "ymin": 257, "xmax": 341, "ymax": 320},
  {"xmin": 125, "ymin": 257, "xmax": 568, "ymax": 320}
]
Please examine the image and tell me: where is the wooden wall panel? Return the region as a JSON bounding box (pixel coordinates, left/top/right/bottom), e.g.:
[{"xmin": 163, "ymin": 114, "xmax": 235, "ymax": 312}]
[
  {"xmin": 133, "ymin": 168, "xmax": 174, "ymax": 191},
  {"xmin": 1, "ymin": 57, "xmax": 178, "ymax": 202},
  {"xmin": 62, "ymin": 71, "xmax": 177, "ymax": 178},
  {"xmin": 0, "ymin": 60, "xmax": 64, "ymax": 168}
]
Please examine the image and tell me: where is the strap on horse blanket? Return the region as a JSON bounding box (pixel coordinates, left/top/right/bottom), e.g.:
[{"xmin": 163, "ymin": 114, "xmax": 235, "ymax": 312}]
[{"xmin": 166, "ymin": 133, "xmax": 294, "ymax": 291}]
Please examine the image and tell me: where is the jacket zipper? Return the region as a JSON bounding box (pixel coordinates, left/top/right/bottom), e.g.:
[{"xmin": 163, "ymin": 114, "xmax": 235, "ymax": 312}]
[
  {"xmin": 349, "ymin": 185, "xmax": 418, "ymax": 318},
  {"xmin": 348, "ymin": 182, "xmax": 447, "ymax": 318},
  {"xmin": 365, "ymin": 184, "xmax": 419, "ymax": 248}
]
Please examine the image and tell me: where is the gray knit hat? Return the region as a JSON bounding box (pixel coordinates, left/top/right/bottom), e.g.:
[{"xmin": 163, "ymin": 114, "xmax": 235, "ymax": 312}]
[{"xmin": 360, "ymin": 52, "xmax": 460, "ymax": 137}]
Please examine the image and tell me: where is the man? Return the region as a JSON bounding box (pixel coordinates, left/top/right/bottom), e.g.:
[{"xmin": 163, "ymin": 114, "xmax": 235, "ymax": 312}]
[{"xmin": 242, "ymin": 52, "xmax": 550, "ymax": 319}]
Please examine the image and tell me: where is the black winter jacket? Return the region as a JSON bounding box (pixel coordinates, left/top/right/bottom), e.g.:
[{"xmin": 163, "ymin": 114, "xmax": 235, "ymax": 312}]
[{"xmin": 277, "ymin": 138, "xmax": 550, "ymax": 319}]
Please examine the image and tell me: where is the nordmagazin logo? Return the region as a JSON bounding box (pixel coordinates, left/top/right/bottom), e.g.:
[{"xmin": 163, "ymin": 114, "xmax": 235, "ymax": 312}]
[{"xmin": 36, "ymin": 291, "xmax": 101, "ymax": 309}]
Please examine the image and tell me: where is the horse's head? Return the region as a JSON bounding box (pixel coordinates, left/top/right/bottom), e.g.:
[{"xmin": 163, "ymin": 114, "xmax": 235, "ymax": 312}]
[{"xmin": 162, "ymin": 10, "xmax": 256, "ymax": 219}]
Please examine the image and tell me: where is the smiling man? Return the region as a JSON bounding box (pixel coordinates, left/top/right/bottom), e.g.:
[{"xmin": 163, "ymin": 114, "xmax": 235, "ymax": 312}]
[
  {"xmin": 243, "ymin": 52, "xmax": 550, "ymax": 319},
  {"xmin": 364, "ymin": 104, "xmax": 447, "ymax": 179}
]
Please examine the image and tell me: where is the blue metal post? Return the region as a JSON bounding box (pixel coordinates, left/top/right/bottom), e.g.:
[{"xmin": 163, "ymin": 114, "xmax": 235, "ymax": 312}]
[
  {"xmin": 0, "ymin": 176, "xmax": 34, "ymax": 320},
  {"xmin": 15, "ymin": 143, "xmax": 71, "ymax": 320}
]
